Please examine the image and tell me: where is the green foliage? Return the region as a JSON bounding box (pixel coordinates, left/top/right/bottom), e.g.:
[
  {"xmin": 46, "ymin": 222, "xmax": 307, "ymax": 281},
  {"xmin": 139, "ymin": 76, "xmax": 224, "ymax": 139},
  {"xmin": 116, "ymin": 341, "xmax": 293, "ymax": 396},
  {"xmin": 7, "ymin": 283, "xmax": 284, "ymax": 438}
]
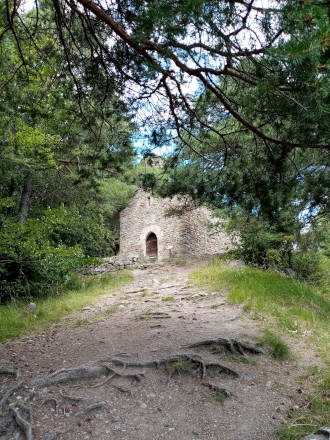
[
  {"xmin": 219, "ymin": 211, "xmax": 330, "ymax": 285},
  {"xmin": 224, "ymin": 212, "xmax": 295, "ymax": 269},
  {"xmin": 291, "ymin": 252, "xmax": 323, "ymax": 283},
  {"xmin": 259, "ymin": 330, "xmax": 291, "ymax": 360},
  {"xmin": 123, "ymin": 158, "xmax": 168, "ymax": 193},
  {"xmin": 192, "ymin": 260, "xmax": 330, "ymax": 440},
  {"xmin": 7, "ymin": 120, "xmax": 59, "ymax": 168},
  {"xmin": 99, "ymin": 178, "xmax": 136, "ymax": 219},
  {"xmin": 0, "ymin": 0, "xmax": 136, "ymax": 305},
  {"xmin": 165, "ymin": 359, "xmax": 194, "ymax": 376},
  {"xmin": 42, "ymin": 205, "xmax": 116, "ymax": 257},
  {"xmin": 162, "ymin": 296, "xmax": 175, "ymax": 302},
  {"xmin": 0, "ymin": 209, "xmax": 102, "ymax": 302},
  {"xmin": 278, "ymin": 367, "xmax": 330, "ymax": 440},
  {"xmin": 191, "ymin": 260, "xmax": 330, "ymax": 358},
  {"xmin": 265, "ymin": 249, "xmax": 281, "ymax": 269},
  {"xmin": 214, "ymin": 391, "xmax": 228, "ymax": 405},
  {"xmin": 0, "ymin": 270, "xmax": 132, "ymax": 342}
]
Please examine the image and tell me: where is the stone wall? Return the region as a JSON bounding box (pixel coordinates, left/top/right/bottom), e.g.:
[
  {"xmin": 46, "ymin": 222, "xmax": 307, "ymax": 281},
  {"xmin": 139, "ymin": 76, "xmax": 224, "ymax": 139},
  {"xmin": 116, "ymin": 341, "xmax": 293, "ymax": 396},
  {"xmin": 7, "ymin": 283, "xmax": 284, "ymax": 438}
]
[
  {"xmin": 119, "ymin": 189, "xmax": 232, "ymax": 261},
  {"xmin": 181, "ymin": 206, "xmax": 232, "ymax": 257}
]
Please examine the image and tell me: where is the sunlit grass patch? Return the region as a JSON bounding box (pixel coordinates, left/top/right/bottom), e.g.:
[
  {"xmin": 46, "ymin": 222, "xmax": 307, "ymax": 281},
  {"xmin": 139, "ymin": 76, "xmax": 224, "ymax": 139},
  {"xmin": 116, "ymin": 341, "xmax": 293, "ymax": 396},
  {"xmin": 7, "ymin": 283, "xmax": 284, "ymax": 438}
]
[
  {"xmin": 140, "ymin": 289, "xmax": 149, "ymax": 297},
  {"xmin": 191, "ymin": 259, "xmax": 330, "ymax": 438},
  {"xmin": 171, "ymin": 257, "xmax": 187, "ymax": 266},
  {"xmin": 104, "ymin": 302, "xmax": 125, "ymax": 315},
  {"xmin": 191, "ymin": 260, "xmax": 329, "ymax": 356},
  {"xmin": 74, "ymin": 318, "xmax": 92, "ymax": 327},
  {"xmin": 259, "ymin": 330, "xmax": 291, "ymax": 360},
  {"xmin": 0, "ymin": 270, "xmax": 132, "ymax": 342},
  {"xmin": 162, "ymin": 296, "xmax": 175, "ymax": 302},
  {"xmin": 277, "ymin": 367, "xmax": 330, "ymax": 440}
]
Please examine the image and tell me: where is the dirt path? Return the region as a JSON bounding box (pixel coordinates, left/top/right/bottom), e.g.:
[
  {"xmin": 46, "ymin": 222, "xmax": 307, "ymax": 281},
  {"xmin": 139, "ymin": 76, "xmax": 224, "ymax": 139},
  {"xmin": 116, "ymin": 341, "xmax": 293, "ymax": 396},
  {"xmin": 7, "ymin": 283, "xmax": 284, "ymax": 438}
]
[{"xmin": 0, "ymin": 260, "xmax": 311, "ymax": 440}]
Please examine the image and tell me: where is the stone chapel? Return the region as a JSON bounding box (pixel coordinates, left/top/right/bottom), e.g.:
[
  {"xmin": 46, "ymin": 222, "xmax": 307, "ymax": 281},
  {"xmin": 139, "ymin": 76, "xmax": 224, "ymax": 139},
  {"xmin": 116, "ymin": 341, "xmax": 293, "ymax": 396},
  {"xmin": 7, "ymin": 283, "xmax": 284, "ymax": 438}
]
[{"xmin": 119, "ymin": 155, "xmax": 232, "ymax": 261}]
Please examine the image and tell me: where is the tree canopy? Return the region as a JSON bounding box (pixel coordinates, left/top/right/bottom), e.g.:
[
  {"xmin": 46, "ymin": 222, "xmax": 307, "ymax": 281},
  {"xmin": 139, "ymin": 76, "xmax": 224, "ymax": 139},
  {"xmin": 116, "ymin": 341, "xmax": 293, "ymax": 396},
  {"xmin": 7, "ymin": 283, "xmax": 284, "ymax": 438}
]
[
  {"xmin": 3, "ymin": 0, "xmax": 329, "ymax": 150},
  {"xmin": 0, "ymin": 0, "xmax": 329, "ymax": 299}
]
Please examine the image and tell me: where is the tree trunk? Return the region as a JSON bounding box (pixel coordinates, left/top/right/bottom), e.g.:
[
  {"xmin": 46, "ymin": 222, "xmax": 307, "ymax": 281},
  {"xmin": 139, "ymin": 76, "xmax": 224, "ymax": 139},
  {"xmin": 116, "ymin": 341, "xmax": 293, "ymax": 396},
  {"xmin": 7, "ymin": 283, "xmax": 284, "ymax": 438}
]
[{"xmin": 18, "ymin": 171, "xmax": 33, "ymax": 224}]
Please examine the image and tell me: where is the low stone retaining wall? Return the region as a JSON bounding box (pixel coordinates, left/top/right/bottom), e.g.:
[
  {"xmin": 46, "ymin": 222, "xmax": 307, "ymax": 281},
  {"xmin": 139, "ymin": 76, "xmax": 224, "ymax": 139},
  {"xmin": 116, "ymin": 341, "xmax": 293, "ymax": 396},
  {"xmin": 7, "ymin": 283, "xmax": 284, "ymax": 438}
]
[{"xmin": 79, "ymin": 255, "xmax": 150, "ymax": 275}]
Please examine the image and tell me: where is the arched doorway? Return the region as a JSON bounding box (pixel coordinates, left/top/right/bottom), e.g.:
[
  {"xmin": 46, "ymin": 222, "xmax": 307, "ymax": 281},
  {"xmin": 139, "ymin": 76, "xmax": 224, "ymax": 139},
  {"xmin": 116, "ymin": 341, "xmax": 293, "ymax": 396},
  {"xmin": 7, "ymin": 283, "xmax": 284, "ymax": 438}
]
[{"xmin": 146, "ymin": 232, "xmax": 158, "ymax": 258}]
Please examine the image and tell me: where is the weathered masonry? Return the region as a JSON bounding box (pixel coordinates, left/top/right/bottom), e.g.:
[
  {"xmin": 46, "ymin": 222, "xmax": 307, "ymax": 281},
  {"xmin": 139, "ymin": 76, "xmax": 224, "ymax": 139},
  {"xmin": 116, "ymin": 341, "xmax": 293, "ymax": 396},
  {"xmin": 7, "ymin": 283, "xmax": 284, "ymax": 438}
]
[{"xmin": 119, "ymin": 189, "xmax": 232, "ymax": 261}]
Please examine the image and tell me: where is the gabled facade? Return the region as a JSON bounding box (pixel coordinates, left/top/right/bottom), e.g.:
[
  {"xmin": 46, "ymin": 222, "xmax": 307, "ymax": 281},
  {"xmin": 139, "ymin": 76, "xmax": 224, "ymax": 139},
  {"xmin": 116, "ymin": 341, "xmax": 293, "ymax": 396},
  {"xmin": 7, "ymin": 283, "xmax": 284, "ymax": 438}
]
[{"xmin": 119, "ymin": 189, "xmax": 232, "ymax": 261}]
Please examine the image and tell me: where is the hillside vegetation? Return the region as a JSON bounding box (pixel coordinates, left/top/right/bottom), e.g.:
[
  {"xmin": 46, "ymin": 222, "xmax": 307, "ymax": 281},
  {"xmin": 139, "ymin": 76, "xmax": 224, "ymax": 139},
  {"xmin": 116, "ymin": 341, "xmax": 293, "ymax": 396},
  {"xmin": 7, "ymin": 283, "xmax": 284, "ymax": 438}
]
[{"xmin": 191, "ymin": 259, "xmax": 330, "ymax": 440}]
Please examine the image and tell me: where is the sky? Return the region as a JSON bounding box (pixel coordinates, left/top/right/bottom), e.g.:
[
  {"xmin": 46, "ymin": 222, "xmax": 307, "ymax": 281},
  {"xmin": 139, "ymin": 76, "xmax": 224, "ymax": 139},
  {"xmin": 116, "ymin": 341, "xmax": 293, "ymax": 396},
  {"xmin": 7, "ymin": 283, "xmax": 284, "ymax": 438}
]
[{"xmin": 20, "ymin": 0, "xmax": 278, "ymax": 156}]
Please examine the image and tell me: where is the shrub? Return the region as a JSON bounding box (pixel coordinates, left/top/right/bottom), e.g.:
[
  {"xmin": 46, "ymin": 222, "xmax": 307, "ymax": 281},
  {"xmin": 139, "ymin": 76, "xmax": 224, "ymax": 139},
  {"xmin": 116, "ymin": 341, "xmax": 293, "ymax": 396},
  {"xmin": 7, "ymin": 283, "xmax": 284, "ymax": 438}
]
[
  {"xmin": 291, "ymin": 252, "xmax": 323, "ymax": 283},
  {"xmin": 259, "ymin": 330, "xmax": 291, "ymax": 360},
  {"xmin": 0, "ymin": 215, "xmax": 98, "ymax": 303},
  {"xmin": 42, "ymin": 205, "xmax": 116, "ymax": 257},
  {"xmin": 266, "ymin": 248, "xmax": 281, "ymax": 268},
  {"xmin": 224, "ymin": 214, "xmax": 294, "ymax": 268}
]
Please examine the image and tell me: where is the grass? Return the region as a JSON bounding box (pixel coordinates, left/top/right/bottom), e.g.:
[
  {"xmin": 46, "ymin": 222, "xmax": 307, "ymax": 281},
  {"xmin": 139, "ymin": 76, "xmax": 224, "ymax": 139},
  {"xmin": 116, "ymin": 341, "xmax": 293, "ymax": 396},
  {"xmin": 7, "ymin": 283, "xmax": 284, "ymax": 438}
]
[
  {"xmin": 139, "ymin": 310, "xmax": 152, "ymax": 321},
  {"xmin": 171, "ymin": 257, "xmax": 187, "ymax": 266},
  {"xmin": 160, "ymin": 276, "xmax": 175, "ymax": 283},
  {"xmin": 259, "ymin": 330, "xmax": 291, "ymax": 360},
  {"xmin": 277, "ymin": 368, "xmax": 330, "ymax": 440},
  {"xmin": 140, "ymin": 289, "xmax": 150, "ymax": 297},
  {"xmin": 165, "ymin": 359, "xmax": 194, "ymax": 376},
  {"xmin": 104, "ymin": 303, "xmax": 125, "ymax": 315},
  {"xmin": 190, "ymin": 259, "xmax": 330, "ymax": 439},
  {"xmin": 162, "ymin": 296, "xmax": 175, "ymax": 302},
  {"xmin": 191, "ymin": 260, "xmax": 330, "ymax": 357},
  {"xmin": 0, "ymin": 271, "xmax": 132, "ymax": 342},
  {"xmin": 214, "ymin": 391, "xmax": 228, "ymax": 405}
]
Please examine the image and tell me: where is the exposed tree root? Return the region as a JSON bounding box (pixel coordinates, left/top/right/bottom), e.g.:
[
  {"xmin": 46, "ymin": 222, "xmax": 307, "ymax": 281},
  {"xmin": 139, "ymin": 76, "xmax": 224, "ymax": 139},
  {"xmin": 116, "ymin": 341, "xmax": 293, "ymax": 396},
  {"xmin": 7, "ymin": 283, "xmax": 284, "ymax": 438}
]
[
  {"xmin": 29, "ymin": 363, "xmax": 144, "ymax": 394},
  {"xmin": 90, "ymin": 373, "xmax": 117, "ymax": 388},
  {"xmin": 139, "ymin": 311, "xmax": 171, "ymax": 320},
  {"xmin": 85, "ymin": 401, "xmax": 107, "ymax": 413},
  {"xmin": 42, "ymin": 397, "xmax": 58, "ymax": 410},
  {"xmin": 25, "ymin": 354, "xmax": 237, "ymax": 395},
  {"xmin": 10, "ymin": 405, "xmax": 33, "ymax": 440},
  {"xmin": 0, "ymin": 380, "xmax": 24, "ymax": 413},
  {"xmin": 0, "ymin": 368, "xmax": 19, "ymax": 378},
  {"xmin": 112, "ymin": 384, "xmax": 133, "ymax": 395},
  {"xmin": 59, "ymin": 391, "xmax": 87, "ymax": 402},
  {"xmin": 42, "ymin": 431, "xmax": 60, "ymax": 440},
  {"xmin": 182, "ymin": 337, "xmax": 264, "ymax": 356},
  {"xmin": 0, "ymin": 345, "xmax": 242, "ymax": 434},
  {"xmin": 0, "ymin": 417, "xmax": 14, "ymax": 437},
  {"xmin": 31, "ymin": 365, "xmax": 108, "ymax": 388},
  {"xmin": 109, "ymin": 354, "xmax": 239, "ymax": 378},
  {"xmin": 202, "ymin": 381, "xmax": 233, "ymax": 397}
]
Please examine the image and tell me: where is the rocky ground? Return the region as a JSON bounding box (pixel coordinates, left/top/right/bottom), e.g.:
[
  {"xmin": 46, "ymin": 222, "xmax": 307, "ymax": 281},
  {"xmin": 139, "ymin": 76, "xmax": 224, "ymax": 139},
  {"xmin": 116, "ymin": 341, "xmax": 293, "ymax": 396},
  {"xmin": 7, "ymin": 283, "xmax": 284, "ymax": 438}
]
[{"xmin": 0, "ymin": 259, "xmax": 318, "ymax": 440}]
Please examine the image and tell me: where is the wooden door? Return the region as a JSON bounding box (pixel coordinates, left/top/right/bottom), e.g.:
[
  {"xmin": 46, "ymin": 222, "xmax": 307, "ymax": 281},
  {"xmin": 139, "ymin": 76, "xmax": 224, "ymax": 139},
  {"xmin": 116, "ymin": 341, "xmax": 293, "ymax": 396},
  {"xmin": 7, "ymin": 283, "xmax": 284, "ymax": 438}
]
[{"xmin": 146, "ymin": 233, "xmax": 158, "ymax": 257}]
